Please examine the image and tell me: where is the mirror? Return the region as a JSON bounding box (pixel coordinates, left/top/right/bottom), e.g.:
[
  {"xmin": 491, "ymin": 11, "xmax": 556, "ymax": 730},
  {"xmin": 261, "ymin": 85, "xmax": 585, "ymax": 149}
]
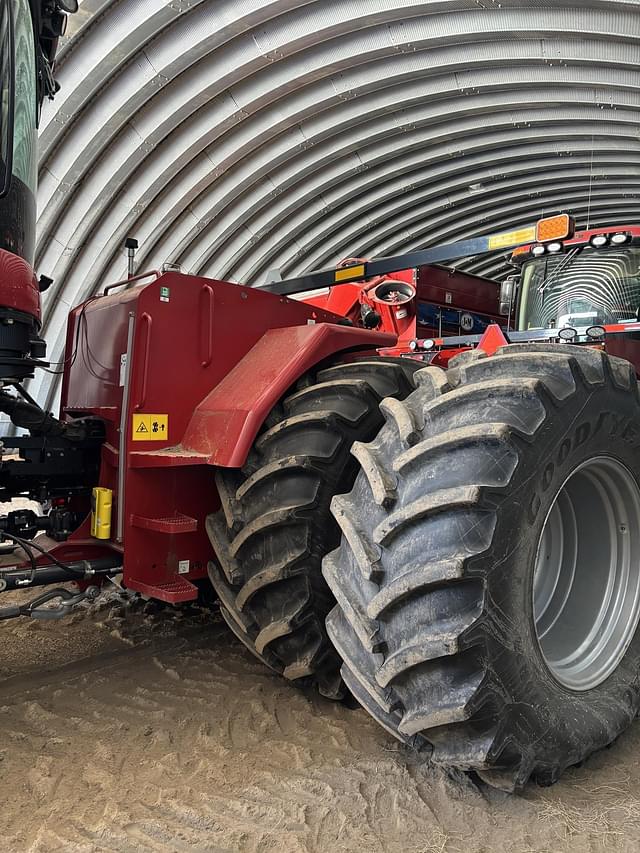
[{"xmin": 500, "ymin": 275, "xmax": 519, "ymax": 316}]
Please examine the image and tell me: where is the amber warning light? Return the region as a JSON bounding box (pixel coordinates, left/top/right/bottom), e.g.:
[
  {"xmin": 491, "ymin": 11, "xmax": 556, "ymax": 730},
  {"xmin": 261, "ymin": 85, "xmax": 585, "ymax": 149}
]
[{"xmin": 535, "ymin": 213, "xmax": 575, "ymax": 243}]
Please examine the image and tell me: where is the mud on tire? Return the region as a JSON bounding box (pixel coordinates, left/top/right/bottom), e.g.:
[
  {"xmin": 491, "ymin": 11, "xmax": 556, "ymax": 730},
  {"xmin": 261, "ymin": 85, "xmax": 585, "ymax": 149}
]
[
  {"xmin": 323, "ymin": 344, "xmax": 640, "ymax": 789},
  {"xmin": 206, "ymin": 358, "xmax": 418, "ymax": 699}
]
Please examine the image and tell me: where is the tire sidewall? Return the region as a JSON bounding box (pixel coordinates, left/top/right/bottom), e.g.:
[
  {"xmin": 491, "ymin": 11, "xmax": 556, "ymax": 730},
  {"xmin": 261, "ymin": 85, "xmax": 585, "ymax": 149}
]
[{"xmin": 469, "ymin": 377, "xmax": 640, "ymax": 764}]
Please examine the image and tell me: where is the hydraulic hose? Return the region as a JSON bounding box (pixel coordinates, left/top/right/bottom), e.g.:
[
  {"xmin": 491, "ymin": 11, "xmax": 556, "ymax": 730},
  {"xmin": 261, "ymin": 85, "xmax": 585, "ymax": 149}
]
[
  {"xmin": 0, "ymin": 556, "xmax": 122, "ymax": 591},
  {"xmin": 0, "ymin": 390, "xmax": 88, "ymax": 440}
]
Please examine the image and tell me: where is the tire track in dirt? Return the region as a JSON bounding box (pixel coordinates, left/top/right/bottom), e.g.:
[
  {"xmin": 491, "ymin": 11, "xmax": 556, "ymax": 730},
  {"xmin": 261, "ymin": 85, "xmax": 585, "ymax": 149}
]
[{"xmin": 1, "ymin": 594, "xmax": 640, "ymax": 852}]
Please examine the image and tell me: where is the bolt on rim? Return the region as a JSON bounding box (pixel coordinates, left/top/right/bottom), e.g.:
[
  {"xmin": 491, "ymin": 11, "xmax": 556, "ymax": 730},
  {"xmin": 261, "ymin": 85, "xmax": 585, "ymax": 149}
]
[{"xmin": 533, "ymin": 456, "xmax": 640, "ymax": 691}]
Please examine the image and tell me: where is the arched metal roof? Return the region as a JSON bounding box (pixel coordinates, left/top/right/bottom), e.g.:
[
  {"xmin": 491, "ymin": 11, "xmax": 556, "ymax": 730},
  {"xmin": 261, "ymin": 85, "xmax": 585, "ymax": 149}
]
[{"xmin": 33, "ymin": 0, "xmax": 640, "ymax": 406}]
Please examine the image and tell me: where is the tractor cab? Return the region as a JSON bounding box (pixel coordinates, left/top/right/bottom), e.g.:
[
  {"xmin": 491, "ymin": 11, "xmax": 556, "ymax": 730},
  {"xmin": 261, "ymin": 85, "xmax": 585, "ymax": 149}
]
[
  {"xmin": 506, "ymin": 215, "xmax": 640, "ymax": 342},
  {"xmin": 398, "ymin": 215, "xmax": 640, "ymax": 370},
  {"xmin": 0, "ymin": 0, "xmax": 75, "ymax": 380}
]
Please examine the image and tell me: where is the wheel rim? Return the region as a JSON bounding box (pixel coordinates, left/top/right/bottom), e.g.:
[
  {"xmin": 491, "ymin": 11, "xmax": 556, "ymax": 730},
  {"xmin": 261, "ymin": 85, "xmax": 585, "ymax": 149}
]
[{"xmin": 533, "ymin": 456, "xmax": 640, "ymax": 691}]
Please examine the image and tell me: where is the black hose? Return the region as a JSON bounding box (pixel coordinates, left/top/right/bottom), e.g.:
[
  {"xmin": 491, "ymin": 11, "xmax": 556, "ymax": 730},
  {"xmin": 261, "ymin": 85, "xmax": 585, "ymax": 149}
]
[
  {"xmin": 1, "ymin": 532, "xmax": 85, "ymax": 578},
  {"xmin": 17, "ymin": 535, "xmax": 37, "ymax": 584},
  {"xmin": 0, "ymin": 557, "xmax": 121, "ymax": 591},
  {"xmin": 12, "ymin": 383, "xmax": 40, "ymax": 409},
  {"xmin": 0, "ymin": 391, "xmax": 66, "ymax": 437},
  {"xmin": 0, "ymin": 391, "xmax": 90, "ymax": 441}
]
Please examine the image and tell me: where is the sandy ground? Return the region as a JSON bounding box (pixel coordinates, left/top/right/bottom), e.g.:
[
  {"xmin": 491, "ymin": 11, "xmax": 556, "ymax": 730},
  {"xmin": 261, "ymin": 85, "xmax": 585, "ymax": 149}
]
[{"xmin": 0, "ymin": 590, "xmax": 639, "ymax": 852}]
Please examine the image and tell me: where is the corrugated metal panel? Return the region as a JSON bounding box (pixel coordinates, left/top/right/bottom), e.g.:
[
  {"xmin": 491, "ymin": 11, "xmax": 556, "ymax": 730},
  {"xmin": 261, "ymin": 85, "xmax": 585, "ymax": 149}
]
[{"xmin": 32, "ymin": 0, "xmax": 640, "ymax": 408}]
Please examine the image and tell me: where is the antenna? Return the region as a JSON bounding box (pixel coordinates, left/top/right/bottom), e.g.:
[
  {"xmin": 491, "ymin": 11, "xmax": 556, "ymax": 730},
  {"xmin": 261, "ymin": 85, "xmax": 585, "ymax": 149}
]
[
  {"xmin": 125, "ymin": 237, "xmax": 138, "ymax": 279},
  {"xmin": 586, "ymin": 134, "xmax": 595, "ymax": 230}
]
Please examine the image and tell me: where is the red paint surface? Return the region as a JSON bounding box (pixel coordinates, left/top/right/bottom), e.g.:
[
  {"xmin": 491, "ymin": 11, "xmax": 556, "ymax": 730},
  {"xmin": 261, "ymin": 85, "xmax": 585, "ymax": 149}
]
[
  {"xmin": 429, "ymin": 347, "xmax": 471, "ymax": 368},
  {"xmin": 0, "ymin": 248, "xmax": 40, "ymax": 322},
  {"xmin": 58, "ymin": 273, "xmax": 394, "ymax": 599},
  {"xmin": 182, "ymin": 323, "xmax": 394, "ymax": 466},
  {"xmin": 301, "ymin": 263, "xmax": 501, "ymax": 343},
  {"xmin": 600, "ymin": 330, "xmax": 640, "ymax": 374}
]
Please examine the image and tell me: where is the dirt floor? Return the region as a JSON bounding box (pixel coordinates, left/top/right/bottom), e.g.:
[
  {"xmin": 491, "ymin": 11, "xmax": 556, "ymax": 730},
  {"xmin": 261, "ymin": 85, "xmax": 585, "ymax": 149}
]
[{"xmin": 0, "ymin": 589, "xmax": 639, "ymax": 853}]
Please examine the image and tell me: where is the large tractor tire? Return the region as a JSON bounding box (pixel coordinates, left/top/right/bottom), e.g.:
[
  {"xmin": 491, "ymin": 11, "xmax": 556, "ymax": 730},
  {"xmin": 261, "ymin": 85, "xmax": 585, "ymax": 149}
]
[
  {"xmin": 206, "ymin": 358, "xmax": 418, "ymax": 699},
  {"xmin": 323, "ymin": 344, "xmax": 640, "ymax": 790}
]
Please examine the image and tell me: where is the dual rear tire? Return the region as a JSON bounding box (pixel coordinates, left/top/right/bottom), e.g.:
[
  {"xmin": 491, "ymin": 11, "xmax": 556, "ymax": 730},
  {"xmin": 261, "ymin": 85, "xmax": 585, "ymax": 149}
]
[
  {"xmin": 208, "ymin": 343, "xmax": 640, "ymax": 790},
  {"xmin": 323, "ymin": 344, "xmax": 640, "ymax": 789}
]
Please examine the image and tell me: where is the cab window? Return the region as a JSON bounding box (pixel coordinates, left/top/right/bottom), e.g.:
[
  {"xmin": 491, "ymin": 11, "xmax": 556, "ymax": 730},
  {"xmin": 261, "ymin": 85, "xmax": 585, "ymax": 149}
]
[
  {"xmin": 0, "ymin": 0, "xmax": 11, "ymax": 197},
  {"xmin": 11, "ymin": 0, "xmax": 37, "ymax": 195}
]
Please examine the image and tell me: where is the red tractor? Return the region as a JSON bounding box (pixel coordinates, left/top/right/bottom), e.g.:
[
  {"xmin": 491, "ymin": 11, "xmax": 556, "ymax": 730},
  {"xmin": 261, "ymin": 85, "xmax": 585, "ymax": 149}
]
[
  {"xmin": 0, "ymin": 0, "xmax": 501, "ymax": 699},
  {"xmin": 3, "ymin": 1, "xmax": 640, "ymax": 794}
]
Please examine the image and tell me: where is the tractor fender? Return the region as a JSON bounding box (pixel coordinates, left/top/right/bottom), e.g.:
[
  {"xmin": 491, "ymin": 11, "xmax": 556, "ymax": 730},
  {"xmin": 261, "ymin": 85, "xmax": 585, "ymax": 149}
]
[{"xmin": 181, "ymin": 323, "xmax": 395, "ymax": 468}]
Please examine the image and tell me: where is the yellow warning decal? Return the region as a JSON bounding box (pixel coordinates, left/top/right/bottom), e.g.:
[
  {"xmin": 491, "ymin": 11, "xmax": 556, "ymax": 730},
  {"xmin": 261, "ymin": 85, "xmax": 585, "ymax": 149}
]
[
  {"xmin": 335, "ymin": 264, "xmax": 365, "ymax": 282},
  {"xmin": 132, "ymin": 413, "xmax": 169, "ymax": 441},
  {"xmin": 487, "ymin": 226, "xmax": 536, "ymax": 250}
]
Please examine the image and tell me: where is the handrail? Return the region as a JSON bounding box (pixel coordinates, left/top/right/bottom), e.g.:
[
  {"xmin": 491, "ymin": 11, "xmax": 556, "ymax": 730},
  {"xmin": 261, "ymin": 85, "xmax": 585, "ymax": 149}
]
[
  {"xmin": 200, "ymin": 284, "xmax": 214, "ymax": 367},
  {"xmin": 103, "ymin": 270, "xmax": 161, "ymax": 296},
  {"xmin": 134, "ymin": 312, "xmax": 153, "ymax": 410}
]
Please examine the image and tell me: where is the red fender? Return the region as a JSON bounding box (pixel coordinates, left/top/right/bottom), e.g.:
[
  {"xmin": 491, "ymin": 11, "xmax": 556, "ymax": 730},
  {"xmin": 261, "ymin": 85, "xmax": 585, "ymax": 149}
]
[
  {"xmin": 181, "ymin": 323, "xmax": 395, "ymax": 468},
  {"xmin": 0, "ymin": 248, "xmax": 40, "ymax": 322}
]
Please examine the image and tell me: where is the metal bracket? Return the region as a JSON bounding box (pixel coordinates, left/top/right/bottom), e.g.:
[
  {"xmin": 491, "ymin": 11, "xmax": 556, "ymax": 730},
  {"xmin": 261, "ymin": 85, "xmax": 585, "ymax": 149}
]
[{"xmin": 0, "ymin": 585, "xmax": 101, "ymax": 621}]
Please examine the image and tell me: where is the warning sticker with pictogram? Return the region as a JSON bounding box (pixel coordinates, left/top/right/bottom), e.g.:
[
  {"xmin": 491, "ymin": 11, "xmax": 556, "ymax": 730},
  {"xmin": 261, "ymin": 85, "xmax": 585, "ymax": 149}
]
[{"xmin": 132, "ymin": 413, "xmax": 169, "ymax": 441}]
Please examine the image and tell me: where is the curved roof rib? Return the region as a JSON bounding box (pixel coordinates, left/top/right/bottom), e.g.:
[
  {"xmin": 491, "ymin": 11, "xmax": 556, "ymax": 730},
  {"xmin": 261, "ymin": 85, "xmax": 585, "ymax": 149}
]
[{"xmin": 33, "ymin": 0, "xmax": 640, "ymax": 405}]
